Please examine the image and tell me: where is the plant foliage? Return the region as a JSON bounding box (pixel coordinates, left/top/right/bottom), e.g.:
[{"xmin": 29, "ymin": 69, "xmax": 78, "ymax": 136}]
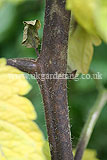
[{"xmin": 0, "ymin": 58, "xmax": 46, "ymax": 160}]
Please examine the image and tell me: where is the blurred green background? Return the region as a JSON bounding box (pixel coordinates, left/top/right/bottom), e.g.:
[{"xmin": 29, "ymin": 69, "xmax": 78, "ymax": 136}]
[{"xmin": 0, "ymin": 0, "xmax": 107, "ymax": 160}]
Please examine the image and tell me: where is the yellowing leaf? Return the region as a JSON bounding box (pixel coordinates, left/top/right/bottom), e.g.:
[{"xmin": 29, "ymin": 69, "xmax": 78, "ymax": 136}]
[
  {"xmin": 22, "ymin": 20, "xmax": 41, "ymax": 49},
  {"xmin": 67, "ymin": 25, "xmax": 101, "ymax": 74},
  {"xmin": 0, "ymin": 58, "xmax": 46, "ymax": 160},
  {"xmin": 95, "ymin": 0, "xmax": 107, "ymax": 42},
  {"xmin": 66, "ymin": 0, "xmax": 72, "ymax": 10},
  {"xmin": 0, "ymin": 59, "xmax": 32, "ymax": 96},
  {"xmin": 73, "ymin": 149, "xmax": 99, "ymax": 160},
  {"xmin": 43, "ymin": 141, "xmax": 51, "ymax": 160},
  {"xmin": 66, "ymin": 0, "xmax": 97, "ymax": 35},
  {"xmin": 66, "ymin": 0, "xmax": 107, "ymax": 42},
  {"xmin": 42, "ymin": 141, "xmax": 99, "ymax": 160}
]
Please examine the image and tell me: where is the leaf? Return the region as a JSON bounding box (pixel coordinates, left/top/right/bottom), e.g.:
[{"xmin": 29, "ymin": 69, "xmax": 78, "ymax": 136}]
[
  {"xmin": 67, "ymin": 25, "xmax": 101, "ymax": 74},
  {"xmin": 66, "ymin": 0, "xmax": 107, "ymax": 42},
  {"xmin": 43, "ymin": 141, "xmax": 51, "ymax": 160},
  {"xmin": 8, "ymin": 0, "xmax": 25, "ymax": 4},
  {"xmin": 22, "ymin": 20, "xmax": 41, "ymax": 49},
  {"xmin": 42, "ymin": 141, "xmax": 99, "ymax": 160},
  {"xmin": 73, "ymin": 149, "xmax": 99, "ymax": 160},
  {"xmin": 0, "ymin": 58, "xmax": 46, "ymax": 160},
  {"xmin": 95, "ymin": 0, "xmax": 107, "ymax": 42},
  {"xmin": 0, "ymin": 3, "xmax": 16, "ymax": 42},
  {"xmin": 0, "ymin": 0, "xmax": 25, "ymax": 8},
  {"xmin": 66, "ymin": 0, "xmax": 97, "ymax": 35}
]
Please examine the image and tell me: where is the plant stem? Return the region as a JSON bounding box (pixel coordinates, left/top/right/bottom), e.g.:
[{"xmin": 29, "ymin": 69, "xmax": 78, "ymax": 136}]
[
  {"xmin": 37, "ymin": 1, "xmax": 73, "ymax": 159},
  {"xmin": 74, "ymin": 89, "xmax": 107, "ymax": 160},
  {"xmin": 7, "ymin": 58, "xmax": 38, "ymax": 74}
]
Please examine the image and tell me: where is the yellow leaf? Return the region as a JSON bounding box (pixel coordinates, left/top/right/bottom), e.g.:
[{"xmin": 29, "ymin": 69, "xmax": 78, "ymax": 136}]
[
  {"xmin": 43, "ymin": 141, "xmax": 51, "ymax": 160},
  {"xmin": 95, "ymin": 0, "xmax": 107, "ymax": 42},
  {"xmin": 67, "ymin": 25, "xmax": 101, "ymax": 74},
  {"xmin": 73, "ymin": 149, "xmax": 99, "ymax": 160},
  {"xmin": 42, "ymin": 141, "xmax": 99, "ymax": 160},
  {"xmin": 66, "ymin": 0, "xmax": 97, "ymax": 35},
  {"xmin": 0, "ymin": 58, "xmax": 46, "ymax": 160},
  {"xmin": 66, "ymin": 0, "xmax": 107, "ymax": 42}
]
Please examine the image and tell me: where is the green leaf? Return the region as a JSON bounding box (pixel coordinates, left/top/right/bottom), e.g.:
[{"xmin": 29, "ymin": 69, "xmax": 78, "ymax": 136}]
[
  {"xmin": 22, "ymin": 20, "xmax": 41, "ymax": 49},
  {"xmin": 0, "ymin": 0, "xmax": 25, "ymax": 8},
  {"xmin": 67, "ymin": 25, "xmax": 101, "ymax": 74},
  {"xmin": 66, "ymin": 0, "xmax": 107, "ymax": 42},
  {"xmin": 0, "ymin": 3, "xmax": 16, "ymax": 42}
]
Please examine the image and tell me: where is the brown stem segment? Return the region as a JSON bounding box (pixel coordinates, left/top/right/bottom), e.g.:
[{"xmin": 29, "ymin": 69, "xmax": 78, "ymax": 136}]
[
  {"xmin": 37, "ymin": 0, "xmax": 73, "ymax": 160},
  {"xmin": 7, "ymin": 58, "xmax": 38, "ymax": 74}
]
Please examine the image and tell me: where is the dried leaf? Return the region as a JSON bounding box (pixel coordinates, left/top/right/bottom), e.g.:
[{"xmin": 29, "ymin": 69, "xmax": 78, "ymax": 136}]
[{"xmin": 22, "ymin": 20, "xmax": 41, "ymax": 49}]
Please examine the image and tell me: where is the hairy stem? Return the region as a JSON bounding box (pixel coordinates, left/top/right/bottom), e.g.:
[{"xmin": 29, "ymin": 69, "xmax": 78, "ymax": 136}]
[
  {"xmin": 36, "ymin": 0, "xmax": 73, "ymax": 160},
  {"xmin": 74, "ymin": 89, "xmax": 107, "ymax": 160}
]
